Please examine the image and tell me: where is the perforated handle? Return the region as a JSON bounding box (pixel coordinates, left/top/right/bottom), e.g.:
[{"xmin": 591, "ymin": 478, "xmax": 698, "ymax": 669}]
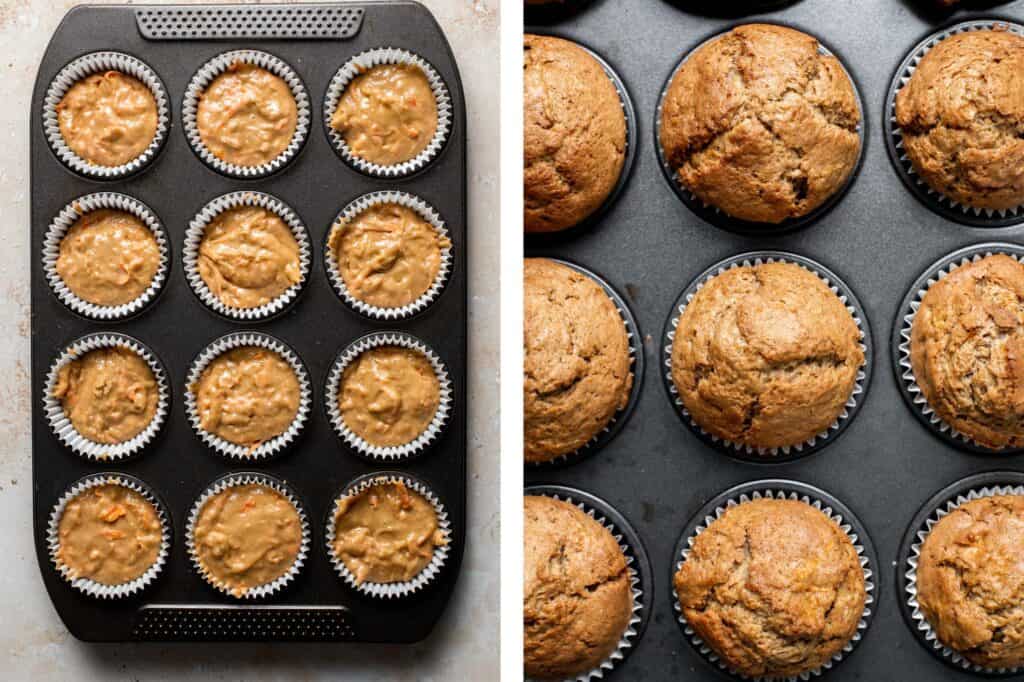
[
  {"xmin": 133, "ymin": 605, "xmax": 356, "ymax": 641},
  {"xmin": 136, "ymin": 4, "xmax": 364, "ymax": 40}
]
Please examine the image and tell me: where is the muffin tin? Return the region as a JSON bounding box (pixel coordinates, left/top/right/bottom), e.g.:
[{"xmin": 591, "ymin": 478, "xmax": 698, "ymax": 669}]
[
  {"xmin": 30, "ymin": 2, "xmax": 466, "ymax": 642},
  {"xmin": 526, "ymin": 0, "xmax": 1024, "ymax": 679}
]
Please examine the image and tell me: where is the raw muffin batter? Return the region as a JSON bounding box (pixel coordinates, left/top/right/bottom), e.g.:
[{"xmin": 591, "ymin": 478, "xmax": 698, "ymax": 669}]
[
  {"xmin": 53, "ymin": 347, "xmax": 158, "ymax": 445},
  {"xmin": 332, "ymin": 480, "xmax": 445, "ymax": 584},
  {"xmin": 56, "ymin": 208, "xmax": 161, "ymax": 307},
  {"xmin": 196, "ymin": 63, "xmax": 298, "ymax": 167},
  {"xmin": 57, "ymin": 70, "xmax": 158, "ymax": 167},
  {"xmin": 331, "ymin": 63, "xmax": 438, "ymax": 166}
]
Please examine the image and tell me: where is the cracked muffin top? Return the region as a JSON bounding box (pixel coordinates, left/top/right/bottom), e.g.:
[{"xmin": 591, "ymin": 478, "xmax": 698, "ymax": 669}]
[
  {"xmin": 895, "ymin": 29, "xmax": 1024, "ymax": 211},
  {"xmin": 524, "ymin": 258, "xmax": 632, "ymax": 462},
  {"xmin": 674, "ymin": 498, "xmax": 866, "ymax": 678},
  {"xmin": 524, "ymin": 495, "xmax": 633, "ymax": 679},
  {"xmin": 523, "ymin": 35, "xmax": 626, "ymax": 233},
  {"xmin": 670, "ymin": 262, "xmax": 862, "ymax": 449},
  {"xmin": 917, "ymin": 494, "xmax": 1024, "ymax": 669},
  {"xmin": 910, "ymin": 254, "xmax": 1024, "ymax": 450},
  {"xmin": 659, "ymin": 24, "xmax": 861, "ymax": 224}
]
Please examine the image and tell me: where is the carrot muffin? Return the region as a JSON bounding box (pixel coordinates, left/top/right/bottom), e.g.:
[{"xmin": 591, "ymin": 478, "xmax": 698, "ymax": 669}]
[
  {"xmin": 895, "ymin": 29, "xmax": 1024, "ymax": 211},
  {"xmin": 56, "ymin": 483, "xmax": 163, "ymax": 585},
  {"xmin": 197, "ymin": 205, "xmax": 301, "ymax": 310},
  {"xmin": 57, "ymin": 70, "xmax": 158, "ymax": 167},
  {"xmin": 331, "ymin": 480, "xmax": 446, "ymax": 584},
  {"xmin": 916, "ymin": 495, "xmax": 1024, "ymax": 669},
  {"xmin": 910, "ymin": 254, "xmax": 1024, "ymax": 449},
  {"xmin": 196, "ymin": 63, "xmax": 297, "ymax": 168},
  {"xmin": 674, "ymin": 498, "xmax": 866, "ymax": 678},
  {"xmin": 524, "ymin": 495, "xmax": 633, "ymax": 679},
  {"xmin": 328, "ymin": 202, "xmax": 450, "ymax": 310},
  {"xmin": 524, "ymin": 35, "xmax": 626, "ymax": 233},
  {"xmin": 53, "ymin": 347, "xmax": 159, "ymax": 445},
  {"xmin": 659, "ymin": 24, "xmax": 861, "ymax": 224},
  {"xmin": 330, "ymin": 63, "xmax": 438, "ymax": 167}
]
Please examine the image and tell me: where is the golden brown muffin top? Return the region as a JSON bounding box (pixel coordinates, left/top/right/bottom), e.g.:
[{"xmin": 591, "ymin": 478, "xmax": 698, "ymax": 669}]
[
  {"xmin": 895, "ymin": 29, "xmax": 1024, "ymax": 211},
  {"xmin": 523, "ymin": 258, "xmax": 632, "ymax": 462},
  {"xmin": 523, "ymin": 35, "xmax": 626, "ymax": 233},
  {"xmin": 674, "ymin": 498, "xmax": 866, "ymax": 678},
  {"xmin": 524, "ymin": 495, "xmax": 633, "ymax": 679},
  {"xmin": 910, "ymin": 254, "xmax": 1024, "ymax": 449},
  {"xmin": 659, "ymin": 24, "xmax": 860, "ymax": 224}
]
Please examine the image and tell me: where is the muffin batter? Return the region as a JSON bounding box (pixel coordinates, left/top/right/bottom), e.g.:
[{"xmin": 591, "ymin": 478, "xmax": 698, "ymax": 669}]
[
  {"xmin": 339, "ymin": 346, "xmax": 440, "ymax": 447},
  {"xmin": 329, "ymin": 203, "xmax": 450, "ymax": 309},
  {"xmin": 56, "ymin": 483, "xmax": 162, "ymax": 585},
  {"xmin": 331, "ymin": 63, "xmax": 438, "ymax": 166},
  {"xmin": 332, "ymin": 481, "xmax": 445, "ymax": 584},
  {"xmin": 196, "ymin": 63, "xmax": 298, "ymax": 167},
  {"xmin": 57, "ymin": 70, "xmax": 158, "ymax": 167},
  {"xmin": 192, "ymin": 346, "xmax": 300, "ymax": 450},
  {"xmin": 197, "ymin": 205, "xmax": 301, "ymax": 309},
  {"xmin": 56, "ymin": 209, "xmax": 161, "ymax": 307},
  {"xmin": 53, "ymin": 347, "xmax": 159, "ymax": 445},
  {"xmin": 193, "ymin": 483, "xmax": 303, "ymax": 596}
]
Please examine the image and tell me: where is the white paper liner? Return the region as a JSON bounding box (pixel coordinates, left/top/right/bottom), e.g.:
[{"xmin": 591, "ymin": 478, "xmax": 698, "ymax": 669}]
[
  {"xmin": 47, "ymin": 473, "xmax": 171, "ymax": 599},
  {"xmin": 183, "ymin": 191, "xmax": 311, "ymax": 321},
  {"xmin": 663, "ymin": 254, "xmax": 868, "ymax": 457},
  {"xmin": 905, "ymin": 484, "xmax": 1024, "ymax": 674},
  {"xmin": 889, "ymin": 20, "xmax": 1024, "ymax": 219},
  {"xmin": 186, "ymin": 473, "xmax": 310, "ymax": 599},
  {"xmin": 43, "ymin": 192, "xmax": 169, "ymax": 321},
  {"xmin": 325, "ymin": 191, "xmax": 452, "ymax": 320},
  {"xmin": 325, "ymin": 332, "xmax": 452, "ymax": 460},
  {"xmin": 323, "ymin": 47, "xmax": 452, "ymax": 178},
  {"xmin": 184, "ymin": 332, "xmax": 311, "ymax": 461},
  {"xmin": 43, "ymin": 333, "xmax": 169, "ymax": 461},
  {"xmin": 673, "ymin": 489, "xmax": 875, "ymax": 681},
  {"xmin": 325, "ymin": 473, "xmax": 451, "ymax": 599},
  {"xmin": 525, "ymin": 492, "xmax": 643, "ymax": 682},
  {"xmin": 43, "ymin": 51, "xmax": 170, "ymax": 179},
  {"xmin": 182, "ymin": 49, "xmax": 310, "ymax": 178}
]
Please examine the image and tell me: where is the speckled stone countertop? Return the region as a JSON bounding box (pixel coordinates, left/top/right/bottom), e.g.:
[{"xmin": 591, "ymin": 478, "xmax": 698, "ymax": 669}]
[{"xmin": 0, "ymin": 0, "xmax": 499, "ymax": 678}]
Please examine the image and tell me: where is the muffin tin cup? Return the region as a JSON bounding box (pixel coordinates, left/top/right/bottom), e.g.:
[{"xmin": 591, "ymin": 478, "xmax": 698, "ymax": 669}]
[
  {"xmin": 43, "ymin": 332, "xmax": 170, "ymax": 462},
  {"xmin": 524, "ymin": 484, "xmax": 651, "ymax": 682},
  {"xmin": 325, "ymin": 472, "xmax": 452, "ymax": 599},
  {"xmin": 653, "ymin": 24, "xmax": 866, "ymax": 235},
  {"xmin": 184, "ymin": 332, "xmax": 312, "ymax": 462},
  {"xmin": 182, "ymin": 49, "xmax": 310, "ymax": 179},
  {"xmin": 898, "ymin": 471, "xmax": 1024, "ymax": 676},
  {"xmin": 43, "ymin": 192, "xmax": 170, "ymax": 321},
  {"xmin": 893, "ymin": 242, "xmax": 1024, "ymax": 455},
  {"xmin": 884, "ymin": 19, "xmax": 1024, "ymax": 228},
  {"xmin": 525, "ymin": 258, "xmax": 644, "ymax": 469},
  {"xmin": 183, "ymin": 191, "xmax": 312, "ymax": 322},
  {"xmin": 671, "ymin": 479, "xmax": 878, "ymax": 681},
  {"xmin": 323, "ymin": 47, "xmax": 452, "ymax": 178},
  {"xmin": 661, "ymin": 251, "xmax": 871, "ymax": 463},
  {"xmin": 43, "ymin": 51, "xmax": 170, "ymax": 179},
  {"xmin": 325, "ymin": 190, "xmax": 452, "ymax": 320},
  {"xmin": 186, "ymin": 472, "xmax": 310, "ymax": 600},
  {"xmin": 524, "ymin": 0, "xmax": 596, "ymax": 26},
  {"xmin": 47, "ymin": 473, "xmax": 172, "ymax": 599},
  {"xmin": 325, "ymin": 331, "xmax": 452, "ymax": 461}
]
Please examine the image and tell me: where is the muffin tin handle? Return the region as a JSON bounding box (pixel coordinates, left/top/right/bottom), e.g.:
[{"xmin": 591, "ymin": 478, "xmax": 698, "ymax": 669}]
[
  {"xmin": 132, "ymin": 605, "xmax": 355, "ymax": 641},
  {"xmin": 136, "ymin": 5, "xmax": 364, "ymax": 41}
]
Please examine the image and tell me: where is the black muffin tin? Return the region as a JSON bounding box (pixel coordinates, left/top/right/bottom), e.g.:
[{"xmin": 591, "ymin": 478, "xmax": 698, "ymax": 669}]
[
  {"xmin": 30, "ymin": 2, "xmax": 466, "ymax": 642},
  {"xmin": 526, "ymin": 0, "xmax": 1024, "ymax": 679}
]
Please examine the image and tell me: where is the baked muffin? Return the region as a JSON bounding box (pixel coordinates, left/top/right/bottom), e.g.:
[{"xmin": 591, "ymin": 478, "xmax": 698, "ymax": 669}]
[
  {"xmin": 674, "ymin": 498, "xmax": 866, "ymax": 677},
  {"xmin": 659, "ymin": 24, "xmax": 861, "ymax": 224},
  {"xmin": 917, "ymin": 495, "xmax": 1024, "ymax": 669},
  {"xmin": 524, "ymin": 258, "xmax": 632, "ymax": 462},
  {"xmin": 524, "ymin": 495, "xmax": 633, "ymax": 679},
  {"xmin": 910, "ymin": 254, "xmax": 1024, "ymax": 449},
  {"xmin": 524, "ymin": 35, "xmax": 626, "ymax": 233},
  {"xmin": 895, "ymin": 29, "xmax": 1024, "ymax": 211},
  {"xmin": 671, "ymin": 262, "xmax": 862, "ymax": 449}
]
